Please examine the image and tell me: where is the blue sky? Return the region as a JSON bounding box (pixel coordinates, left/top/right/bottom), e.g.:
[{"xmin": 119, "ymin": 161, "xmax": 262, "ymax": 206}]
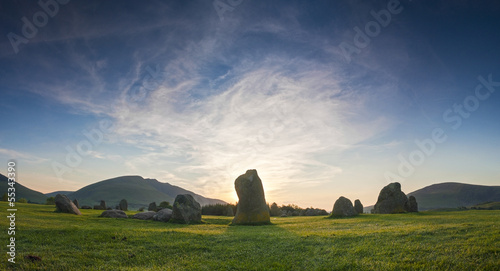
[{"xmin": 1, "ymin": 0, "xmax": 499, "ymax": 209}]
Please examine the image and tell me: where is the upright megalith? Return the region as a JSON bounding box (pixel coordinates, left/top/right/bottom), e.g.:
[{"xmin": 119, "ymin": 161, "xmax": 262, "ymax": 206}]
[
  {"xmin": 330, "ymin": 196, "xmax": 357, "ymax": 217},
  {"xmin": 94, "ymin": 200, "xmax": 107, "ymax": 210},
  {"xmin": 408, "ymin": 195, "xmax": 418, "ymax": 212},
  {"xmin": 55, "ymin": 194, "xmax": 81, "ymax": 215},
  {"xmin": 373, "ymin": 182, "xmax": 409, "ymax": 214},
  {"xmin": 119, "ymin": 199, "xmax": 128, "ymax": 211},
  {"xmin": 232, "ymin": 169, "xmax": 271, "ymax": 225},
  {"xmin": 171, "ymin": 194, "xmax": 202, "ymax": 224},
  {"xmin": 354, "ymin": 199, "xmax": 363, "ymax": 214}
]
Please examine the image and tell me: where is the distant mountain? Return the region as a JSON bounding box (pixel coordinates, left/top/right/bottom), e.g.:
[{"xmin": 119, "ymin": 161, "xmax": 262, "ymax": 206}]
[
  {"xmin": 66, "ymin": 175, "xmax": 226, "ymax": 209},
  {"xmin": 0, "ymin": 173, "xmax": 47, "ymax": 204},
  {"xmin": 45, "ymin": 191, "xmax": 74, "ymax": 198},
  {"xmin": 408, "ymin": 182, "xmax": 500, "ymax": 211}
]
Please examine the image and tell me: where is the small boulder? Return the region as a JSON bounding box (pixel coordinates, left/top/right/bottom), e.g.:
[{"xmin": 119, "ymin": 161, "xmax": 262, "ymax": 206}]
[
  {"xmin": 81, "ymin": 205, "xmax": 92, "ymax": 209},
  {"xmin": 55, "ymin": 194, "xmax": 81, "ymax": 215},
  {"xmin": 331, "ymin": 196, "xmax": 357, "ymax": 217},
  {"xmin": 132, "ymin": 211, "xmax": 156, "ymax": 220},
  {"xmin": 72, "ymin": 199, "xmax": 80, "ymax": 209},
  {"xmin": 171, "ymin": 194, "xmax": 202, "ymax": 224},
  {"xmin": 354, "ymin": 199, "xmax": 363, "ymax": 214},
  {"xmin": 119, "ymin": 199, "xmax": 128, "ymax": 211},
  {"xmin": 154, "ymin": 208, "xmax": 173, "ymax": 222},
  {"xmin": 408, "ymin": 196, "xmax": 418, "ymax": 212},
  {"xmin": 373, "ymin": 182, "xmax": 409, "ymax": 214},
  {"xmin": 99, "ymin": 210, "xmax": 127, "ymax": 218},
  {"xmin": 232, "ymin": 169, "xmax": 271, "ymax": 225},
  {"xmin": 148, "ymin": 202, "xmax": 157, "ymax": 212}
]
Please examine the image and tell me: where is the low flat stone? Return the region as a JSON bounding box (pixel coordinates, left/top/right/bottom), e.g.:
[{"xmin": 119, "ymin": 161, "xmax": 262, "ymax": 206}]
[
  {"xmin": 99, "ymin": 210, "xmax": 128, "ymax": 218},
  {"xmin": 132, "ymin": 211, "xmax": 156, "ymax": 220}
]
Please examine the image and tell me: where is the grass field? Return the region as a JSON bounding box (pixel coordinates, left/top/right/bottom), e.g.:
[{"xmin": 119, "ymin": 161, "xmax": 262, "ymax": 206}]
[{"xmin": 1, "ymin": 203, "xmax": 499, "ymax": 270}]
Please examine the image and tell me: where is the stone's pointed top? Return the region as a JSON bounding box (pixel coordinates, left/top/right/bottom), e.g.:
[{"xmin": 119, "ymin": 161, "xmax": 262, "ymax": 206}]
[
  {"xmin": 232, "ymin": 169, "xmax": 270, "ymax": 225},
  {"xmin": 388, "ymin": 182, "xmax": 401, "ymax": 191}
]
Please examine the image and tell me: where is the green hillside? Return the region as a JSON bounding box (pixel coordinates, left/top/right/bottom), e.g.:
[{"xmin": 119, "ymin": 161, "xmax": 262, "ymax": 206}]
[
  {"xmin": 67, "ymin": 175, "xmax": 226, "ymax": 209},
  {"xmin": 408, "ymin": 182, "xmax": 500, "ymax": 210},
  {"xmin": 45, "ymin": 191, "xmax": 74, "ymax": 197},
  {"xmin": 471, "ymin": 201, "xmax": 500, "ymax": 210},
  {"xmin": 0, "ymin": 173, "xmax": 47, "ymax": 204}
]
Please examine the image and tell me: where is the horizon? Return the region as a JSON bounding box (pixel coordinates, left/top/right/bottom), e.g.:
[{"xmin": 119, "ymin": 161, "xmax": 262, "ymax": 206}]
[{"xmin": 1, "ymin": 1, "xmax": 499, "ymax": 211}]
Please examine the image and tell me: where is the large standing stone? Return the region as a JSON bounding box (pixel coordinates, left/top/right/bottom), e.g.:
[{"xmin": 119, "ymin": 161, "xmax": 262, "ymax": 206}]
[
  {"xmin": 132, "ymin": 211, "xmax": 156, "ymax": 220},
  {"xmin": 94, "ymin": 200, "xmax": 107, "ymax": 210},
  {"xmin": 72, "ymin": 199, "xmax": 80, "ymax": 209},
  {"xmin": 171, "ymin": 194, "xmax": 202, "ymax": 224},
  {"xmin": 232, "ymin": 169, "xmax": 271, "ymax": 225},
  {"xmin": 99, "ymin": 210, "xmax": 128, "ymax": 218},
  {"xmin": 408, "ymin": 195, "xmax": 418, "ymax": 212},
  {"xmin": 55, "ymin": 194, "xmax": 81, "ymax": 215},
  {"xmin": 148, "ymin": 202, "xmax": 157, "ymax": 212},
  {"xmin": 330, "ymin": 196, "xmax": 358, "ymax": 217},
  {"xmin": 354, "ymin": 199, "xmax": 363, "ymax": 214},
  {"xmin": 154, "ymin": 208, "xmax": 173, "ymax": 222},
  {"xmin": 119, "ymin": 199, "xmax": 128, "ymax": 211},
  {"xmin": 373, "ymin": 182, "xmax": 410, "ymax": 214}
]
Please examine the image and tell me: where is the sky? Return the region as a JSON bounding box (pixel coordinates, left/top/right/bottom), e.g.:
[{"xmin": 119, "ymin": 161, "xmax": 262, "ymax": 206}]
[{"xmin": 0, "ymin": 0, "xmax": 499, "ymax": 210}]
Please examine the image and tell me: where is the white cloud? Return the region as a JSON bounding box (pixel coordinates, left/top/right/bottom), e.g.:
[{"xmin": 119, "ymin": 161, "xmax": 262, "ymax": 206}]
[{"xmin": 105, "ymin": 56, "xmax": 395, "ymax": 201}]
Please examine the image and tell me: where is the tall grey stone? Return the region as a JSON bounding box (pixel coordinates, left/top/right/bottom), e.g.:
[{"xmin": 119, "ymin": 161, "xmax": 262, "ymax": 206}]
[
  {"xmin": 373, "ymin": 182, "xmax": 410, "ymax": 214},
  {"xmin": 232, "ymin": 169, "xmax": 270, "ymax": 225},
  {"xmin": 330, "ymin": 196, "xmax": 357, "ymax": 217},
  {"xmin": 408, "ymin": 196, "xmax": 418, "ymax": 212},
  {"xmin": 119, "ymin": 199, "xmax": 128, "ymax": 211},
  {"xmin": 354, "ymin": 199, "xmax": 363, "ymax": 214},
  {"xmin": 55, "ymin": 194, "xmax": 81, "ymax": 215},
  {"xmin": 171, "ymin": 194, "xmax": 202, "ymax": 224}
]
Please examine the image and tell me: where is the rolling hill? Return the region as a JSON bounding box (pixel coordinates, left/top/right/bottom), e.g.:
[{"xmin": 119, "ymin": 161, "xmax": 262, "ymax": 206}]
[
  {"xmin": 45, "ymin": 191, "xmax": 74, "ymax": 198},
  {"xmin": 57, "ymin": 175, "xmax": 227, "ymax": 210},
  {"xmin": 0, "ymin": 173, "xmax": 48, "ymax": 204},
  {"xmin": 407, "ymin": 182, "xmax": 500, "ymax": 211}
]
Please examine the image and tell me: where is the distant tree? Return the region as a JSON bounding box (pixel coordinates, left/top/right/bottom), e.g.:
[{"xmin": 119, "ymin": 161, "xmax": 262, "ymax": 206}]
[
  {"xmin": 159, "ymin": 201, "xmax": 173, "ymax": 210},
  {"xmin": 202, "ymin": 203, "xmax": 237, "ymax": 216},
  {"xmin": 46, "ymin": 197, "xmax": 55, "ymax": 205},
  {"xmin": 1, "ymin": 193, "xmax": 7, "ymax": 201},
  {"xmin": 18, "ymin": 198, "xmax": 28, "ymax": 203},
  {"xmin": 270, "ymin": 202, "xmax": 280, "ymax": 217}
]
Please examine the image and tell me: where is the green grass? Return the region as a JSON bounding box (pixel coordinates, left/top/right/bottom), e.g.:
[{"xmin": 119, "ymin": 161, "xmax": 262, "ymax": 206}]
[{"xmin": 1, "ymin": 203, "xmax": 499, "ymax": 270}]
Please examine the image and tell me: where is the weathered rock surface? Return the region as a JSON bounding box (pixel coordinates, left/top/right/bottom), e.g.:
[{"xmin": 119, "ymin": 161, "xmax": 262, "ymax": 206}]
[
  {"xmin": 354, "ymin": 199, "xmax": 363, "ymax": 214},
  {"xmin": 119, "ymin": 199, "xmax": 128, "ymax": 211},
  {"xmin": 408, "ymin": 195, "xmax": 418, "ymax": 212},
  {"xmin": 153, "ymin": 208, "xmax": 173, "ymax": 222},
  {"xmin": 373, "ymin": 182, "xmax": 409, "ymax": 214},
  {"xmin": 331, "ymin": 196, "xmax": 357, "ymax": 217},
  {"xmin": 232, "ymin": 169, "xmax": 271, "ymax": 225},
  {"xmin": 55, "ymin": 194, "xmax": 81, "ymax": 215},
  {"xmin": 94, "ymin": 200, "xmax": 107, "ymax": 210},
  {"xmin": 171, "ymin": 194, "xmax": 202, "ymax": 224},
  {"xmin": 132, "ymin": 211, "xmax": 156, "ymax": 220},
  {"xmin": 99, "ymin": 210, "xmax": 128, "ymax": 218}
]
